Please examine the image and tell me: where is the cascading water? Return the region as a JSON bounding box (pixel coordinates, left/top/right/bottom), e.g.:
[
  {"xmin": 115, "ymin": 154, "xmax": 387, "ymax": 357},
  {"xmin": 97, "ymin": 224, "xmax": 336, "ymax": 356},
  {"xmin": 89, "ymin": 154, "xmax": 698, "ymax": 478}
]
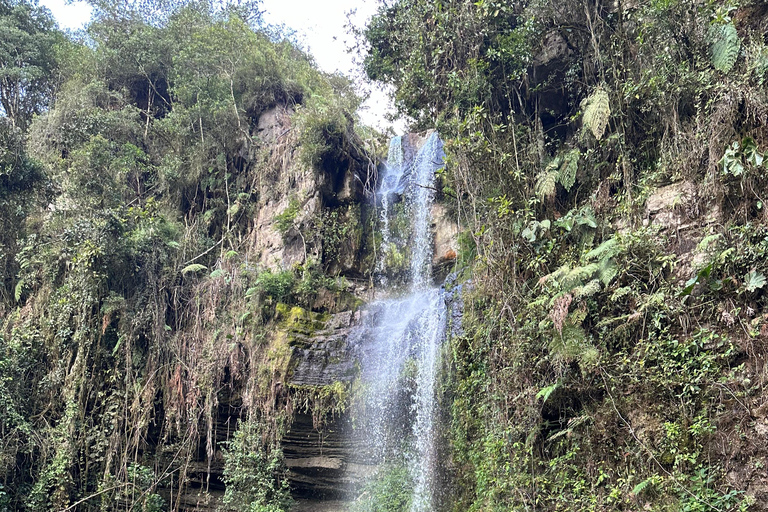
[
  {"xmin": 352, "ymin": 132, "xmax": 448, "ymax": 511},
  {"xmin": 376, "ymin": 135, "xmax": 404, "ymax": 280}
]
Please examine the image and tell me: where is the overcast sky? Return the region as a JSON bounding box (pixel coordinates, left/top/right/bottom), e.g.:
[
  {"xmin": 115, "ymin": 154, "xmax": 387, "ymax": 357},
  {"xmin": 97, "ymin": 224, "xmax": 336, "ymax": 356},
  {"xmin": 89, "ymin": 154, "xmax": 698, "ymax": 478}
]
[{"xmin": 38, "ymin": 0, "xmax": 401, "ymax": 131}]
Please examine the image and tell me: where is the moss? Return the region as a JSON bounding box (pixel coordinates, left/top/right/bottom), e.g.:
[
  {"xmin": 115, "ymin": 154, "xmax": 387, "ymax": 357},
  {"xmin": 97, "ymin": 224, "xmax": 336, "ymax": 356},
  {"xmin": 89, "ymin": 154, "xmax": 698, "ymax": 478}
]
[
  {"xmin": 275, "ymin": 303, "xmax": 329, "ymax": 336},
  {"xmin": 289, "ymin": 380, "xmax": 351, "ymax": 429}
]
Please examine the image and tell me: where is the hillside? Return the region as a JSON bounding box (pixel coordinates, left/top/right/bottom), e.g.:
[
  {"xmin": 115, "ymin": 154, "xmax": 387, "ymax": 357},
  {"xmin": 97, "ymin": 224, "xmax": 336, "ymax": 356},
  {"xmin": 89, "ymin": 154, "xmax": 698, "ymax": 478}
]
[
  {"xmin": 2, "ymin": 0, "xmax": 768, "ymax": 511},
  {"xmin": 363, "ymin": 0, "xmax": 768, "ymax": 510},
  {"xmin": 0, "ymin": 1, "xmax": 381, "ymax": 510}
]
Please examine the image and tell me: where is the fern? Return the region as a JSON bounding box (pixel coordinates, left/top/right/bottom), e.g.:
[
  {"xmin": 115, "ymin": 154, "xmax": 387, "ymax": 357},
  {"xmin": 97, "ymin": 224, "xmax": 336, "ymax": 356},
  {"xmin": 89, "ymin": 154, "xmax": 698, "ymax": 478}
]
[
  {"xmin": 575, "ymin": 279, "xmax": 601, "ymax": 299},
  {"xmin": 709, "ymin": 22, "xmax": 740, "ymax": 73},
  {"xmin": 14, "ymin": 279, "xmax": 24, "ymax": 302},
  {"xmin": 610, "ymin": 286, "xmax": 632, "ymax": 302},
  {"xmin": 586, "ymin": 238, "xmax": 619, "ymax": 261},
  {"xmin": 558, "ymin": 149, "xmax": 580, "ymax": 191},
  {"xmin": 536, "ymin": 381, "xmax": 560, "ymax": 403},
  {"xmin": 597, "ymin": 257, "xmax": 618, "ymax": 286},
  {"xmin": 181, "ymin": 263, "xmax": 207, "ymax": 274},
  {"xmin": 536, "ymin": 160, "xmax": 560, "ymax": 199},
  {"xmin": 582, "ymin": 86, "xmax": 611, "ymax": 140},
  {"xmin": 537, "ymin": 149, "xmax": 581, "ymax": 198},
  {"xmin": 550, "ymin": 323, "xmax": 597, "ymax": 367}
]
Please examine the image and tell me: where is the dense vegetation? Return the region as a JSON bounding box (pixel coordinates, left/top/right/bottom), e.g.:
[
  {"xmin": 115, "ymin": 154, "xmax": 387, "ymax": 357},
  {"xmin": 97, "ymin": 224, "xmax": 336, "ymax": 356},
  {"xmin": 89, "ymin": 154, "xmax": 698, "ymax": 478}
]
[
  {"xmin": 0, "ymin": 0, "xmax": 373, "ymax": 510},
  {"xmin": 4, "ymin": 0, "xmax": 768, "ymax": 510},
  {"xmin": 363, "ymin": 0, "xmax": 768, "ymax": 510}
]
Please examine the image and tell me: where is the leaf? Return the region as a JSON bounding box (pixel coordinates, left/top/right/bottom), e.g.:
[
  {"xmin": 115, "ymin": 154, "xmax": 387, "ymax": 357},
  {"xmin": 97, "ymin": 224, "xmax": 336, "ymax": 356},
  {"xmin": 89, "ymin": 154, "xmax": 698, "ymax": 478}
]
[
  {"xmin": 598, "ymin": 258, "xmax": 618, "ymax": 286},
  {"xmin": 14, "ymin": 279, "xmax": 24, "ymax": 302},
  {"xmin": 210, "ymin": 269, "xmax": 225, "ymax": 278},
  {"xmin": 582, "ymin": 86, "xmax": 611, "ymax": 140},
  {"xmin": 586, "ymin": 238, "xmax": 619, "ymax": 261},
  {"xmin": 536, "ymin": 162, "xmax": 559, "ymax": 199},
  {"xmin": 558, "ymin": 149, "xmax": 580, "ymax": 191},
  {"xmin": 245, "ymin": 287, "xmax": 258, "ymax": 297},
  {"xmin": 709, "ymin": 22, "xmax": 740, "ymax": 73},
  {"xmin": 610, "ymin": 286, "xmax": 633, "ymax": 302},
  {"xmin": 742, "ymin": 137, "xmax": 764, "ymax": 168},
  {"xmin": 536, "ymin": 382, "xmax": 559, "ymax": 403},
  {"xmin": 744, "ymin": 270, "xmax": 766, "ymax": 292},
  {"xmin": 521, "ymin": 224, "xmax": 536, "ymax": 242},
  {"xmin": 575, "ymin": 279, "xmax": 601, "ymax": 298},
  {"xmin": 680, "ymin": 263, "xmax": 713, "ymax": 296},
  {"xmin": 181, "ymin": 263, "xmax": 207, "ymax": 274},
  {"xmin": 632, "ymin": 478, "xmax": 652, "ymax": 496}
]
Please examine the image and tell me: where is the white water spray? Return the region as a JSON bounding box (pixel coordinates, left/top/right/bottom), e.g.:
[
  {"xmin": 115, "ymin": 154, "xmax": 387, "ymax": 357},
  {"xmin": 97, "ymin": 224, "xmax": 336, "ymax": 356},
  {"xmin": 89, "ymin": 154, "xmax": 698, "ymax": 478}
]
[{"xmin": 354, "ymin": 132, "xmax": 447, "ymax": 511}]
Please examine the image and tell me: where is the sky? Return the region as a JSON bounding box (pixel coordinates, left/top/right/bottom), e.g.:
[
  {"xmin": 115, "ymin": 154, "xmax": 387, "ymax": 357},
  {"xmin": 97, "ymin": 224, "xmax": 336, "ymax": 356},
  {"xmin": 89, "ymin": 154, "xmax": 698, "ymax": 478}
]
[{"xmin": 38, "ymin": 0, "xmax": 402, "ymax": 131}]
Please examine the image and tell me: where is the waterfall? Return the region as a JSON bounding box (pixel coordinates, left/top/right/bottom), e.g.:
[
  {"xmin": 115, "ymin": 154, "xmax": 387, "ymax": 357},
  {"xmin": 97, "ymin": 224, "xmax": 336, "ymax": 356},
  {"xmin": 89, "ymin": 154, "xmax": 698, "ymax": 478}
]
[
  {"xmin": 353, "ymin": 132, "xmax": 447, "ymax": 511},
  {"xmin": 376, "ymin": 136, "xmax": 404, "ymax": 281}
]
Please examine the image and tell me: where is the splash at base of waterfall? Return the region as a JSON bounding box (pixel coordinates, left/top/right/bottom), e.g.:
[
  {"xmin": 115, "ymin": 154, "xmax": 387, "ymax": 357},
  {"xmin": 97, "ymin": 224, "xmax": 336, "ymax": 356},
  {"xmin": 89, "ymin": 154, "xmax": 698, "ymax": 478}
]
[{"xmin": 353, "ymin": 288, "xmax": 447, "ymax": 510}]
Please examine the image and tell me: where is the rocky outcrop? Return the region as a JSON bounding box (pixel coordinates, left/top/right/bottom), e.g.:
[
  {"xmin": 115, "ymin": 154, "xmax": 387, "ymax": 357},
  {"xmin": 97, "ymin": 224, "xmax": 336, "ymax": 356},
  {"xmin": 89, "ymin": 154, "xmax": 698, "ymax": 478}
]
[
  {"xmin": 275, "ymin": 305, "xmax": 373, "ymax": 500},
  {"xmin": 431, "ymin": 202, "xmax": 459, "ymax": 278},
  {"xmin": 242, "ymin": 124, "xmax": 460, "ymax": 506},
  {"xmin": 250, "ymin": 105, "xmax": 376, "ymax": 276},
  {"xmin": 282, "ymin": 306, "xmax": 362, "ymax": 386},
  {"xmin": 283, "ymin": 412, "xmax": 372, "ymax": 500}
]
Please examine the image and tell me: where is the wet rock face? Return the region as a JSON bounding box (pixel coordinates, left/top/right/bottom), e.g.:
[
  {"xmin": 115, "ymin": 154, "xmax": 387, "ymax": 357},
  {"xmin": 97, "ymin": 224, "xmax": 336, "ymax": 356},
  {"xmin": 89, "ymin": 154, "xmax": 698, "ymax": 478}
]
[
  {"xmin": 280, "ymin": 307, "xmax": 373, "ymax": 500},
  {"xmin": 282, "ymin": 412, "xmax": 372, "ymax": 500},
  {"xmin": 272, "ymin": 130, "xmax": 462, "ymax": 504},
  {"xmin": 287, "ymin": 309, "xmax": 362, "ymax": 386}
]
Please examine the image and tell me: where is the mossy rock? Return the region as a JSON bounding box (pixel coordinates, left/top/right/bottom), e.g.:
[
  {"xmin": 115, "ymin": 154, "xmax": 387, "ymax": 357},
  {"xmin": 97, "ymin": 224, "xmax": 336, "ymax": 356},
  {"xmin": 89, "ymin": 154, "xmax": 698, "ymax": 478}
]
[{"xmin": 275, "ymin": 303, "xmax": 329, "ymax": 336}]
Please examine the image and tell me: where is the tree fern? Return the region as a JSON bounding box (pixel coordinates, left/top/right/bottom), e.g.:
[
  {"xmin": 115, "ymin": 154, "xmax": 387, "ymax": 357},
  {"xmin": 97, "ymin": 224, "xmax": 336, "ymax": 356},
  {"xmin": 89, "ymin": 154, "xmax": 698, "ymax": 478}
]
[
  {"xmin": 597, "ymin": 257, "xmax": 618, "ymax": 286},
  {"xmin": 582, "ymin": 86, "xmax": 610, "ymax": 140},
  {"xmin": 536, "ymin": 149, "xmax": 580, "ymax": 198},
  {"xmin": 549, "ymin": 323, "xmax": 587, "ymax": 361},
  {"xmin": 586, "ymin": 237, "xmax": 619, "ymax": 261},
  {"xmin": 709, "ymin": 22, "xmax": 740, "ymax": 73}
]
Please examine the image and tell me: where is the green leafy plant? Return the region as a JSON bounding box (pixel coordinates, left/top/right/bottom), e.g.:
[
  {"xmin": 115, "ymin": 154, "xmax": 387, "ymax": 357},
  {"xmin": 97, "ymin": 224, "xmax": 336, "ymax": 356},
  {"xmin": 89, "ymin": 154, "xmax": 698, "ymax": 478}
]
[
  {"xmin": 536, "ymin": 149, "xmax": 581, "ymax": 198},
  {"xmin": 274, "ymin": 198, "xmax": 301, "ymax": 235},
  {"xmin": 709, "ymin": 22, "xmax": 740, "ymax": 73},
  {"xmin": 222, "ymin": 419, "xmax": 292, "ymax": 512},
  {"xmin": 352, "ymin": 464, "xmax": 413, "ymax": 512},
  {"xmin": 581, "ymin": 86, "xmax": 611, "ymax": 140}
]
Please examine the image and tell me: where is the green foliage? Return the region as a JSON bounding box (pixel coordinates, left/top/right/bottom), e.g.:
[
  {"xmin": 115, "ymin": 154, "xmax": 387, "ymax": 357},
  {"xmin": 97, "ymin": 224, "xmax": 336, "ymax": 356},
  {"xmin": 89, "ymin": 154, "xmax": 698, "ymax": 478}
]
[
  {"xmin": 295, "ymin": 87, "xmax": 359, "ymax": 170},
  {"xmin": 0, "ymin": 0, "xmax": 62, "ymax": 129},
  {"xmin": 181, "ymin": 263, "xmax": 207, "ymax": 274},
  {"xmin": 709, "ymin": 22, "xmax": 740, "ymax": 73},
  {"xmin": 536, "ymin": 148, "xmax": 581, "ymax": 198},
  {"xmin": 255, "ymin": 269, "xmax": 296, "ymax": 303},
  {"xmin": 274, "ymin": 197, "xmax": 301, "ymax": 235},
  {"xmin": 581, "ymin": 86, "xmax": 611, "ymax": 141},
  {"xmin": 351, "ymin": 464, "xmax": 413, "ymax": 512},
  {"xmin": 720, "ymin": 137, "xmax": 765, "ymax": 177},
  {"xmin": 744, "ymin": 270, "xmax": 766, "ymax": 293},
  {"xmin": 0, "ymin": 0, "xmax": 366, "ymax": 508},
  {"xmin": 222, "ymin": 419, "xmax": 293, "ymax": 512},
  {"xmin": 0, "ymin": 118, "xmax": 46, "ymax": 303}
]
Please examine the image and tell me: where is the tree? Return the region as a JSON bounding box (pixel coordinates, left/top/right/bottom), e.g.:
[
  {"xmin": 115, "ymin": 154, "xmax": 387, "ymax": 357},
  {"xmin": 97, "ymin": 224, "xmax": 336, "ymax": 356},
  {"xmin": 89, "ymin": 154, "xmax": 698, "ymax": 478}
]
[
  {"xmin": 0, "ymin": 0, "xmax": 60, "ymax": 130},
  {"xmin": 0, "ymin": 118, "xmax": 45, "ymax": 304}
]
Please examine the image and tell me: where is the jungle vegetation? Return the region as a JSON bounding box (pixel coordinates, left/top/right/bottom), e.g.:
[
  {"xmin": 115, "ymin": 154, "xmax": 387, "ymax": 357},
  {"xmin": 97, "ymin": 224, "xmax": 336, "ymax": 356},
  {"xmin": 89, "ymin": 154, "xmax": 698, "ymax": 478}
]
[
  {"xmin": 0, "ymin": 0, "xmax": 369, "ymax": 510},
  {"xmin": 2, "ymin": 0, "xmax": 768, "ymax": 511},
  {"xmin": 362, "ymin": 0, "xmax": 768, "ymax": 510}
]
